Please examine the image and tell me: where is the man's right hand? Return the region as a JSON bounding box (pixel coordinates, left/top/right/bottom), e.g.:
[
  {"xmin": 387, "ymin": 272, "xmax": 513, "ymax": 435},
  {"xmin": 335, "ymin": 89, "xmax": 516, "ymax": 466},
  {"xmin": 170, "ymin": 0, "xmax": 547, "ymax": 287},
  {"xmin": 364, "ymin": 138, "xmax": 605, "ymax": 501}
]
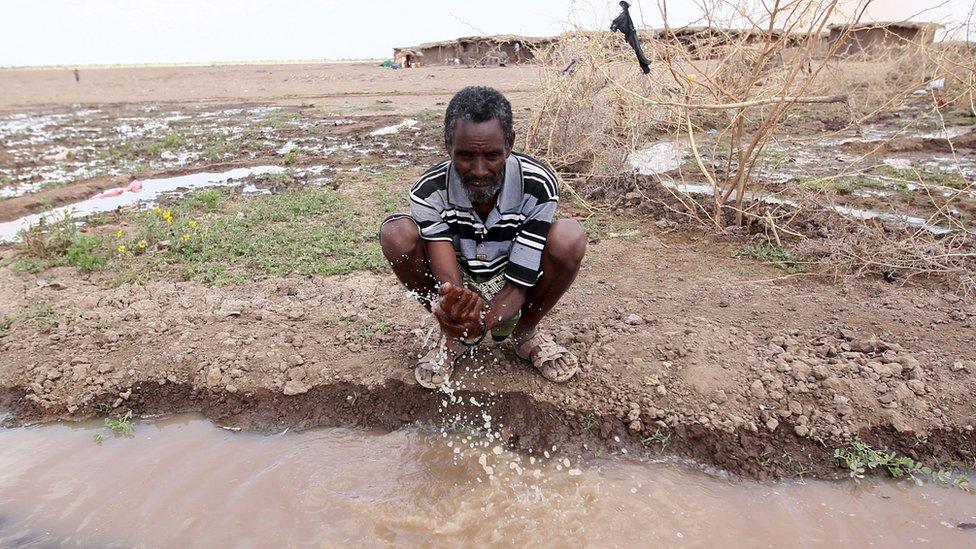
[{"xmin": 432, "ymin": 282, "xmax": 485, "ymax": 340}]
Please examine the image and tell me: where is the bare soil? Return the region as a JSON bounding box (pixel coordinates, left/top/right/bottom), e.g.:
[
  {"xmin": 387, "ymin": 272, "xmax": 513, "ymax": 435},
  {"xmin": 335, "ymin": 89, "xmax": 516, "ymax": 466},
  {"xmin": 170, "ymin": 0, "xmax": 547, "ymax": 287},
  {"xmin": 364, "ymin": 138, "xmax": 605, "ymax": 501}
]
[{"xmin": 1, "ymin": 63, "xmax": 974, "ymax": 480}]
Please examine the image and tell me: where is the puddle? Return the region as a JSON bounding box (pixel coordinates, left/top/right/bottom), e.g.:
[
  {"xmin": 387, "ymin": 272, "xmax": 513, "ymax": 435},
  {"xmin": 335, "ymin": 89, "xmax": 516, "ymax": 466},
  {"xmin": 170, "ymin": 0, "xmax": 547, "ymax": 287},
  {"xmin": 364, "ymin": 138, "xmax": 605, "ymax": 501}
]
[
  {"xmin": 628, "ymin": 140, "xmax": 689, "ymax": 176},
  {"xmin": 0, "ymin": 415, "xmax": 973, "ymax": 546},
  {"xmin": 916, "ymin": 125, "xmax": 976, "ymax": 140},
  {"xmin": 0, "ymin": 181, "xmax": 43, "ymax": 199},
  {"xmin": 0, "ymin": 166, "xmax": 284, "ymax": 243},
  {"xmin": 370, "ymin": 118, "xmax": 419, "ymax": 136},
  {"xmin": 660, "ymin": 180, "xmax": 953, "ymax": 234}
]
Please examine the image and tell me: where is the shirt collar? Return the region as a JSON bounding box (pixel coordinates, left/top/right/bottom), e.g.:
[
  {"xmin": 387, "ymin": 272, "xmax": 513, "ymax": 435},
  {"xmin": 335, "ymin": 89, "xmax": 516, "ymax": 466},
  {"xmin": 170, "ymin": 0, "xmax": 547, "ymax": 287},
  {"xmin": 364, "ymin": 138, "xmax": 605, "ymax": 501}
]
[{"xmin": 447, "ymin": 154, "xmax": 523, "ymax": 213}]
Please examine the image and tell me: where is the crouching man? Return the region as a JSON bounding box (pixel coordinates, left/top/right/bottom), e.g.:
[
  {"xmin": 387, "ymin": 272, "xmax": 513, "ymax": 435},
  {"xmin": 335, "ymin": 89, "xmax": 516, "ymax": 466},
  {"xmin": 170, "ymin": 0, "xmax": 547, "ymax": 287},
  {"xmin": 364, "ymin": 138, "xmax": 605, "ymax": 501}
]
[{"xmin": 379, "ymin": 86, "xmax": 586, "ymax": 388}]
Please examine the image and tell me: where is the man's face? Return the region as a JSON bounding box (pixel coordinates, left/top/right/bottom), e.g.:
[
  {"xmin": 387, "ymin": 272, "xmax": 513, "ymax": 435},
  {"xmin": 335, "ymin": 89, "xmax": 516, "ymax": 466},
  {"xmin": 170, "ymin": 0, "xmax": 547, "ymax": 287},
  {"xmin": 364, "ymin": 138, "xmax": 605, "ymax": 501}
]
[{"xmin": 447, "ymin": 118, "xmax": 513, "ymax": 204}]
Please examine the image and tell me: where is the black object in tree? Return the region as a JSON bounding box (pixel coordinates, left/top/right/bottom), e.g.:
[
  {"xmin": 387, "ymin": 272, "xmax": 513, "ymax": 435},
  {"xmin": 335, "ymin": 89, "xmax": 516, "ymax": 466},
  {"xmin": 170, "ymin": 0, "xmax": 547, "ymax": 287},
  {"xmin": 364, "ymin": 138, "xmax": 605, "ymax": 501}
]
[{"xmin": 611, "ymin": 1, "xmax": 651, "ymax": 74}]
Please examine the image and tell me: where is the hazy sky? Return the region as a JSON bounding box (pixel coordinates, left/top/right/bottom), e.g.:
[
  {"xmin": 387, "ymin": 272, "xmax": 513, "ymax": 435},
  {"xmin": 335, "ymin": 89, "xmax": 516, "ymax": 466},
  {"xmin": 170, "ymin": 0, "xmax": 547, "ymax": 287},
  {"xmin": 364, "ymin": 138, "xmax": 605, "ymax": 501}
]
[{"xmin": 1, "ymin": 0, "xmax": 971, "ymax": 67}]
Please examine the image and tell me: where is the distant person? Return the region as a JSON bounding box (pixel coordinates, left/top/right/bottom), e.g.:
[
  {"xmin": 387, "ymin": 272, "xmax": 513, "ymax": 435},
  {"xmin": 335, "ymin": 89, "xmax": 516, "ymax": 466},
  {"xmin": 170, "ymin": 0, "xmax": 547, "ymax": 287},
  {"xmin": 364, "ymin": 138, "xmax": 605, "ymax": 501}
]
[
  {"xmin": 380, "ymin": 86, "xmax": 586, "ymax": 388},
  {"xmin": 73, "ymin": 68, "xmax": 80, "ymax": 83}
]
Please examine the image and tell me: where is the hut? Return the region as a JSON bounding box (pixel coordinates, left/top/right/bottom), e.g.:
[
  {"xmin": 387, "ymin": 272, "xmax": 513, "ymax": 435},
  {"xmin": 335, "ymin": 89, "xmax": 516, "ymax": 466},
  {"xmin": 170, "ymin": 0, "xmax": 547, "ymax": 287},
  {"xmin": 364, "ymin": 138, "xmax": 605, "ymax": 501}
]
[
  {"xmin": 391, "ymin": 47, "xmax": 424, "ymax": 68},
  {"xmin": 826, "ymin": 21, "xmax": 942, "ymax": 55},
  {"xmin": 392, "ymin": 35, "xmax": 557, "ymax": 67}
]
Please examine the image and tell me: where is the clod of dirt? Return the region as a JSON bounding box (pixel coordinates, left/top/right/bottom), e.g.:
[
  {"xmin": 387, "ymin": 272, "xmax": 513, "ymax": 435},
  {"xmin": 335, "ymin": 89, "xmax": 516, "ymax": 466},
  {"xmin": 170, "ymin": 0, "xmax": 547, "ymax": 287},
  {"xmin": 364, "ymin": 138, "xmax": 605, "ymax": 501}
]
[{"xmin": 283, "ymin": 380, "xmax": 310, "ymax": 396}]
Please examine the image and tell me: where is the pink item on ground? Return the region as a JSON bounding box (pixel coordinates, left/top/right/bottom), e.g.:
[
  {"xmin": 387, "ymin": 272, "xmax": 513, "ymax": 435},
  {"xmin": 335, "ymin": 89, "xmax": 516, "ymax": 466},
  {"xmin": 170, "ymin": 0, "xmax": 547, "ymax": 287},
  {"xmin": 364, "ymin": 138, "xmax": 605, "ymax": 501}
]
[
  {"xmin": 98, "ymin": 188, "xmax": 125, "ymax": 198},
  {"xmin": 126, "ymin": 180, "xmax": 143, "ymax": 192}
]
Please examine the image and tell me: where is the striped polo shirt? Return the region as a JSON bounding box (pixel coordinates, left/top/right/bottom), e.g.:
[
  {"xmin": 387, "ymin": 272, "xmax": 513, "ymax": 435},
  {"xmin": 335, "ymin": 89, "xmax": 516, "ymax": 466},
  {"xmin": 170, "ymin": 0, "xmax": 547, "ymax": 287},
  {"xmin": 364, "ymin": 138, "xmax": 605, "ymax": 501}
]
[{"xmin": 409, "ymin": 152, "xmax": 559, "ymax": 288}]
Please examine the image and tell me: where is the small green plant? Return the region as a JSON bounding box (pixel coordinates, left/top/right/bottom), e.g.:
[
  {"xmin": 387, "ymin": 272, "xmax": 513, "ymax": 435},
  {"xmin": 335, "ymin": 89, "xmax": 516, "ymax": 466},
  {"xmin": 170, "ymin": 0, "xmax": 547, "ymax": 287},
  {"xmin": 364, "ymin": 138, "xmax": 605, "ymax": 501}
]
[
  {"xmin": 202, "ymin": 145, "xmax": 222, "ymax": 161},
  {"xmin": 15, "ymin": 209, "xmax": 110, "ymax": 273},
  {"xmin": 20, "ymin": 303, "xmax": 60, "ymax": 327},
  {"xmin": 191, "ymin": 189, "xmax": 223, "ymax": 211},
  {"xmin": 144, "ymin": 132, "xmax": 186, "ymax": 158},
  {"xmin": 283, "ymin": 147, "xmax": 300, "ymax": 166},
  {"xmin": 65, "ymin": 234, "xmax": 107, "ymax": 272},
  {"xmin": 878, "ymin": 165, "xmax": 970, "ymax": 190},
  {"xmin": 361, "ymin": 319, "xmax": 389, "ymax": 339},
  {"xmin": 105, "ymin": 410, "xmax": 135, "ymax": 436},
  {"xmin": 833, "ymin": 439, "xmax": 926, "ymax": 483},
  {"xmin": 92, "ymin": 433, "xmax": 107, "ymax": 443},
  {"xmin": 581, "ymin": 412, "xmax": 597, "ymax": 433},
  {"xmin": 0, "ymin": 314, "xmax": 13, "ymax": 337},
  {"xmin": 734, "ymin": 237, "xmax": 807, "ymax": 274},
  {"xmin": 640, "ymin": 428, "xmax": 672, "ymax": 451},
  {"xmin": 161, "ymin": 132, "xmax": 184, "ymax": 149}
]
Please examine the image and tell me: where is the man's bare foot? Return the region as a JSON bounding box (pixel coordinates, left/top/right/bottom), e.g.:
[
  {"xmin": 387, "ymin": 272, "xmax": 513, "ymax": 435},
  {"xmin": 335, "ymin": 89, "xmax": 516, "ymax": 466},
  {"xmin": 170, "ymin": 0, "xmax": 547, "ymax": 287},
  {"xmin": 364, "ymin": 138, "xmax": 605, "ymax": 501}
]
[
  {"xmin": 515, "ymin": 331, "xmax": 579, "ymax": 383},
  {"xmin": 415, "ymin": 335, "xmax": 466, "ymax": 389}
]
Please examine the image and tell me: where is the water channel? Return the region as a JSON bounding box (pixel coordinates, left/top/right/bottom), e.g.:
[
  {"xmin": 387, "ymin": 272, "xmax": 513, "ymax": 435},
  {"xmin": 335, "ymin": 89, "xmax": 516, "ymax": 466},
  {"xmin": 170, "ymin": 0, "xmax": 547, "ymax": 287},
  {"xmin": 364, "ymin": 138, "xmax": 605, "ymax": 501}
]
[{"xmin": 0, "ymin": 415, "xmax": 973, "ymax": 546}]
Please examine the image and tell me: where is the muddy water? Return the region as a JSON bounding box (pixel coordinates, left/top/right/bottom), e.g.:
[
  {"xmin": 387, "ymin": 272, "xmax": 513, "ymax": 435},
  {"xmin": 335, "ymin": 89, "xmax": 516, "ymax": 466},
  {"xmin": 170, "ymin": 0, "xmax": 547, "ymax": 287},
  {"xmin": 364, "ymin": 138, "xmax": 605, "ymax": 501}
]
[
  {"xmin": 0, "ymin": 166, "xmax": 285, "ymax": 243},
  {"xmin": 1, "ymin": 416, "xmax": 974, "ymax": 547}
]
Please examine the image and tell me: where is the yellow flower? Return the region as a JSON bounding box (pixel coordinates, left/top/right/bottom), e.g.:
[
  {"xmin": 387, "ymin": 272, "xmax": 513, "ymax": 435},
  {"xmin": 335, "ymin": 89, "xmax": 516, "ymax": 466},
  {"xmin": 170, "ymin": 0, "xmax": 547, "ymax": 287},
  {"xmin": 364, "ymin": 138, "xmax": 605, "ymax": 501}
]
[
  {"xmin": 137, "ymin": 240, "xmax": 147, "ymax": 249},
  {"xmin": 116, "ymin": 244, "xmax": 126, "ymax": 254},
  {"xmin": 187, "ymin": 219, "xmax": 198, "ymax": 229},
  {"xmin": 116, "ymin": 229, "xmax": 124, "ymax": 239},
  {"xmin": 182, "ymin": 233, "xmax": 191, "ymax": 242}
]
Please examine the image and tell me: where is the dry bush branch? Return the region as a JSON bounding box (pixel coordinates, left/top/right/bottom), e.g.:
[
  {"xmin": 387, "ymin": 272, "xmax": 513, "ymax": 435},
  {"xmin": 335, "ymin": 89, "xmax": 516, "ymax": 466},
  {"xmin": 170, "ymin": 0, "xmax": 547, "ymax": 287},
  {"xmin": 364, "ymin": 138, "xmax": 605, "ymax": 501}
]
[{"xmin": 526, "ymin": 0, "xmax": 976, "ymax": 289}]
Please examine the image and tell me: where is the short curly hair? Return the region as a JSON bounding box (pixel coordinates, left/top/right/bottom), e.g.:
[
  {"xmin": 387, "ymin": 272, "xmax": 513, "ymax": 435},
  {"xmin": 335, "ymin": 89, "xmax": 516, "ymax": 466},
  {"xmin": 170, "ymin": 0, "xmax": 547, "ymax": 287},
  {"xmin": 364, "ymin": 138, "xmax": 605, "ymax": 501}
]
[{"xmin": 443, "ymin": 86, "xmax": 514, "ymax": 147}]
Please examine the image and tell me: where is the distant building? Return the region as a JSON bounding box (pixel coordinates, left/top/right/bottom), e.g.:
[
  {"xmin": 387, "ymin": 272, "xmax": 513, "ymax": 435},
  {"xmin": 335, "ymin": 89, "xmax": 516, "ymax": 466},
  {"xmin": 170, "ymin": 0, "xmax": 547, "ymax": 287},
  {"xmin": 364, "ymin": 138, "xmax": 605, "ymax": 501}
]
[
  {"xmin": 649, "ymin": 26, "xmax": 808, "ymax": 59},
  {"xmin": 826, "ymin": 21, "xmax": 942, "ymax": 55},
  {"xmin": 393, "ymin": 35, "xmax": 557, "ymax": 67}
]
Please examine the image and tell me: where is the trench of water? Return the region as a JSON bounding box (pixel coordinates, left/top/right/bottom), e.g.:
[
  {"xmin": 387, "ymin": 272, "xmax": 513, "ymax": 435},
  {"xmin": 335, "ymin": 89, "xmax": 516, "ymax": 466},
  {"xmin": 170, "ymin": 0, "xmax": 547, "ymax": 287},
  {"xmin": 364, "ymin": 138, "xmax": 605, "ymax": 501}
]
[{"xmin": 0, "ymin": 414, "xmax": 973, "ymax": 546}]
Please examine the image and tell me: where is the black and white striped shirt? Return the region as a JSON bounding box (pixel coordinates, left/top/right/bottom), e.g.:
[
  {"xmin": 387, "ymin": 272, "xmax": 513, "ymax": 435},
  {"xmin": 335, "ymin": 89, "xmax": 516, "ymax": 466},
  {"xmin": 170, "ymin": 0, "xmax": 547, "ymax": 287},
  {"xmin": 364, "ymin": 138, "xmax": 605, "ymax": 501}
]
[{"xmin": 409, "ymin": 152, "xmax": 559, "ymax": 288}]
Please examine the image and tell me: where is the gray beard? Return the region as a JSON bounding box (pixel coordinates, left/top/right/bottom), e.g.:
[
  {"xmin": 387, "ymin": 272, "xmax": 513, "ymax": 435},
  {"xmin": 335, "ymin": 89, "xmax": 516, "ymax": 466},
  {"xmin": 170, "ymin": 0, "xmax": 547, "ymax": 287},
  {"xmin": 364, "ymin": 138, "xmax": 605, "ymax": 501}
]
[{"xmin": 464, "ymin": 167, "xmax": 505, "ymax": 204}]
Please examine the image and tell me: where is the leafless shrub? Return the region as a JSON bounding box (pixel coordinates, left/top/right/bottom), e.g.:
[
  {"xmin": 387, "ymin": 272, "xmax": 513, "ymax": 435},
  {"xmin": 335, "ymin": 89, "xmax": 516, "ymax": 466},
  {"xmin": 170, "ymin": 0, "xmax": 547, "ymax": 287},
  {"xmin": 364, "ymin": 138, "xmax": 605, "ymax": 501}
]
[{"xmin": 526, "ymin": 0, "xmax": 976, "ymax": 289}]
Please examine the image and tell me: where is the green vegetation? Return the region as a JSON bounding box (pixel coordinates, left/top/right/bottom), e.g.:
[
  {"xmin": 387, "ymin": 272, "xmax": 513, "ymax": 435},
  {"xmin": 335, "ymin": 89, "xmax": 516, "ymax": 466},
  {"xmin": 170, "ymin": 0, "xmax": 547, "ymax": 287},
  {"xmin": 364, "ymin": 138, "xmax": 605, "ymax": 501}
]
[
  {"xmin": 640, "ymin": 428, "xmax": 672, "ymax": 451},
  {"xmin": 99, "ymin": 131, "xmax": 187, "ymax": 161},
  {"xmin": 797, "ymin": 175, "xmax": 890, "ymax": 194},
  {"xmin": 581, "ymin": 413, "xmax": 598, "ymax": 433},
  {"xmin": 188, "ymin": 188, "xmax": 223, "ymax": 211},
  {"xmin": 360, "ymin": 319, "xmax": 389, "ymax": 339},
  {"xmin": 20, "ymin": 303, "xmax": 61, "ymax": 327},
  {"xmin": 834, "ymin": 438, "xmax": 972, "ymax": 491},
  {"xmin": 733, "ymin": 237, "xmax": 807, "ymax": 274},
  {"xmin": 13, "ymin": 210, "xmax": 108, "ymax": 274},
  {"xmin": 283, "ymin": 147, "xmax": 300, "ymax": 166},
  {"xmin": 834, "ymin": 439, "xmax": 926, "ymax": 481},
  {"xmin": 92, "ymin": 433, "xmax": 108, "ymax": 443},
  {"xmin": 582, "ymin": 216, "xmax": 640, "ymax": 243},
  {"xmin": 0, "ymin": 314, "xmax": 13, "ymax": 337},
  {"xmin": 104, "ymin": 410, "xmax": 135, "ymax": 436},
  {"xmin": 115, "ymin": 187, "xmax": 386, "ymax": 285},
  {"xmin": 0, "ymin": 304, "xmax": 62, "ymax": 336},
  {"xmin": 369, "ymin": 186, "xmax": 401, "ymax": 214},
  {"xmin": 12, "ymin": 184, "xmax": 386, "ymax": 286},
  {"xmin": 877, "ymin": 165, "xmax": 970, "ymax": 190}
]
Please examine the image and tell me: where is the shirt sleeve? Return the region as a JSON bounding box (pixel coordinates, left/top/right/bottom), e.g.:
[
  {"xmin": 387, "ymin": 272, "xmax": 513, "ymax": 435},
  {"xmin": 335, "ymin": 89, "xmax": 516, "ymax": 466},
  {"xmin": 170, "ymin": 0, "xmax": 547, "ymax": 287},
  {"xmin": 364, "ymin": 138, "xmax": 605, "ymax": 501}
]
[
  {"xmin": 505, "ymin": 196, "xmax": 557, "ymax": 287},
  {"xmin": 409, "ymin": 175, "xmax": 453, "ymax": 242}
]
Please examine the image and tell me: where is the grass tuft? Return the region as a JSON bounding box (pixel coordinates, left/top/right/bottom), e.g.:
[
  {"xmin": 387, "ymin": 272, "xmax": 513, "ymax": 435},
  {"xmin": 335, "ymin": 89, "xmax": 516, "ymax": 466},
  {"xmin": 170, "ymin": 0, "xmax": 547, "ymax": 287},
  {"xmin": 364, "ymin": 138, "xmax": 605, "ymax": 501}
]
[{"xmin": 733, "ymin": 237, "xmax": 807, "ymax": 274}]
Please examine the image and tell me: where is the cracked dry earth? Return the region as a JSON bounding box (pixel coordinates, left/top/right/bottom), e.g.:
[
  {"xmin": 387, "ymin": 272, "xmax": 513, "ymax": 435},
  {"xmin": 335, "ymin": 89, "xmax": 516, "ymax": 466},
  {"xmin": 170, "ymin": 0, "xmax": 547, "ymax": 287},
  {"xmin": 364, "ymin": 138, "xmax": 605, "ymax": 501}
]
[{"xmin": 1, "ymin": 227, "xmax": 975, "ymax": 479}]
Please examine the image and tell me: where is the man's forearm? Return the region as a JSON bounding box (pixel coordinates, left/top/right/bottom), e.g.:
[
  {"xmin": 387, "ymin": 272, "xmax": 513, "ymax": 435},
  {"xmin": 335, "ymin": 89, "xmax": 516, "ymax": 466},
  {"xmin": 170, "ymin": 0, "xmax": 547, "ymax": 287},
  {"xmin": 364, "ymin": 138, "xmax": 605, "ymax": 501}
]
[
  {"xmin": 425, "ymin": 240, "xmax": 463, "ymax": 287},
  {"xmin": 485, "ymin": 282, "xmax": 526, "ymax": 331}
]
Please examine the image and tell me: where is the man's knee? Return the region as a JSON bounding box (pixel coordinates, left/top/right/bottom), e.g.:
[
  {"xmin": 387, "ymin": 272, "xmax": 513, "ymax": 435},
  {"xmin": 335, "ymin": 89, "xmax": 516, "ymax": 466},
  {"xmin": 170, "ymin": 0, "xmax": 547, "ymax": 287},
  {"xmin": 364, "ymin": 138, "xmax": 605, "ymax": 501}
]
[
  {"xmin": 545, "ymin": 219, "xmax": 586, "ymax": 269},
  {"xmin": 380, "ymin": 217, "xmax": 421, "ymax": 258}
]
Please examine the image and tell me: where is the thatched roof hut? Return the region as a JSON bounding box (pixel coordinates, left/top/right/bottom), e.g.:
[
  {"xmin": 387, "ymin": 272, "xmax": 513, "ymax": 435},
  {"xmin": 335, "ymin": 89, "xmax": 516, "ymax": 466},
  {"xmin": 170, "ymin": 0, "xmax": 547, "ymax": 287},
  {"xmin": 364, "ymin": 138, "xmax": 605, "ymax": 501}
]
[
  {"xmin": 826, "ymin": 21, "xmax": 942, "ymax": 55},
  {"xmin": 393, "ymin": 35, "xmax": 557, "ymax": 67}
]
